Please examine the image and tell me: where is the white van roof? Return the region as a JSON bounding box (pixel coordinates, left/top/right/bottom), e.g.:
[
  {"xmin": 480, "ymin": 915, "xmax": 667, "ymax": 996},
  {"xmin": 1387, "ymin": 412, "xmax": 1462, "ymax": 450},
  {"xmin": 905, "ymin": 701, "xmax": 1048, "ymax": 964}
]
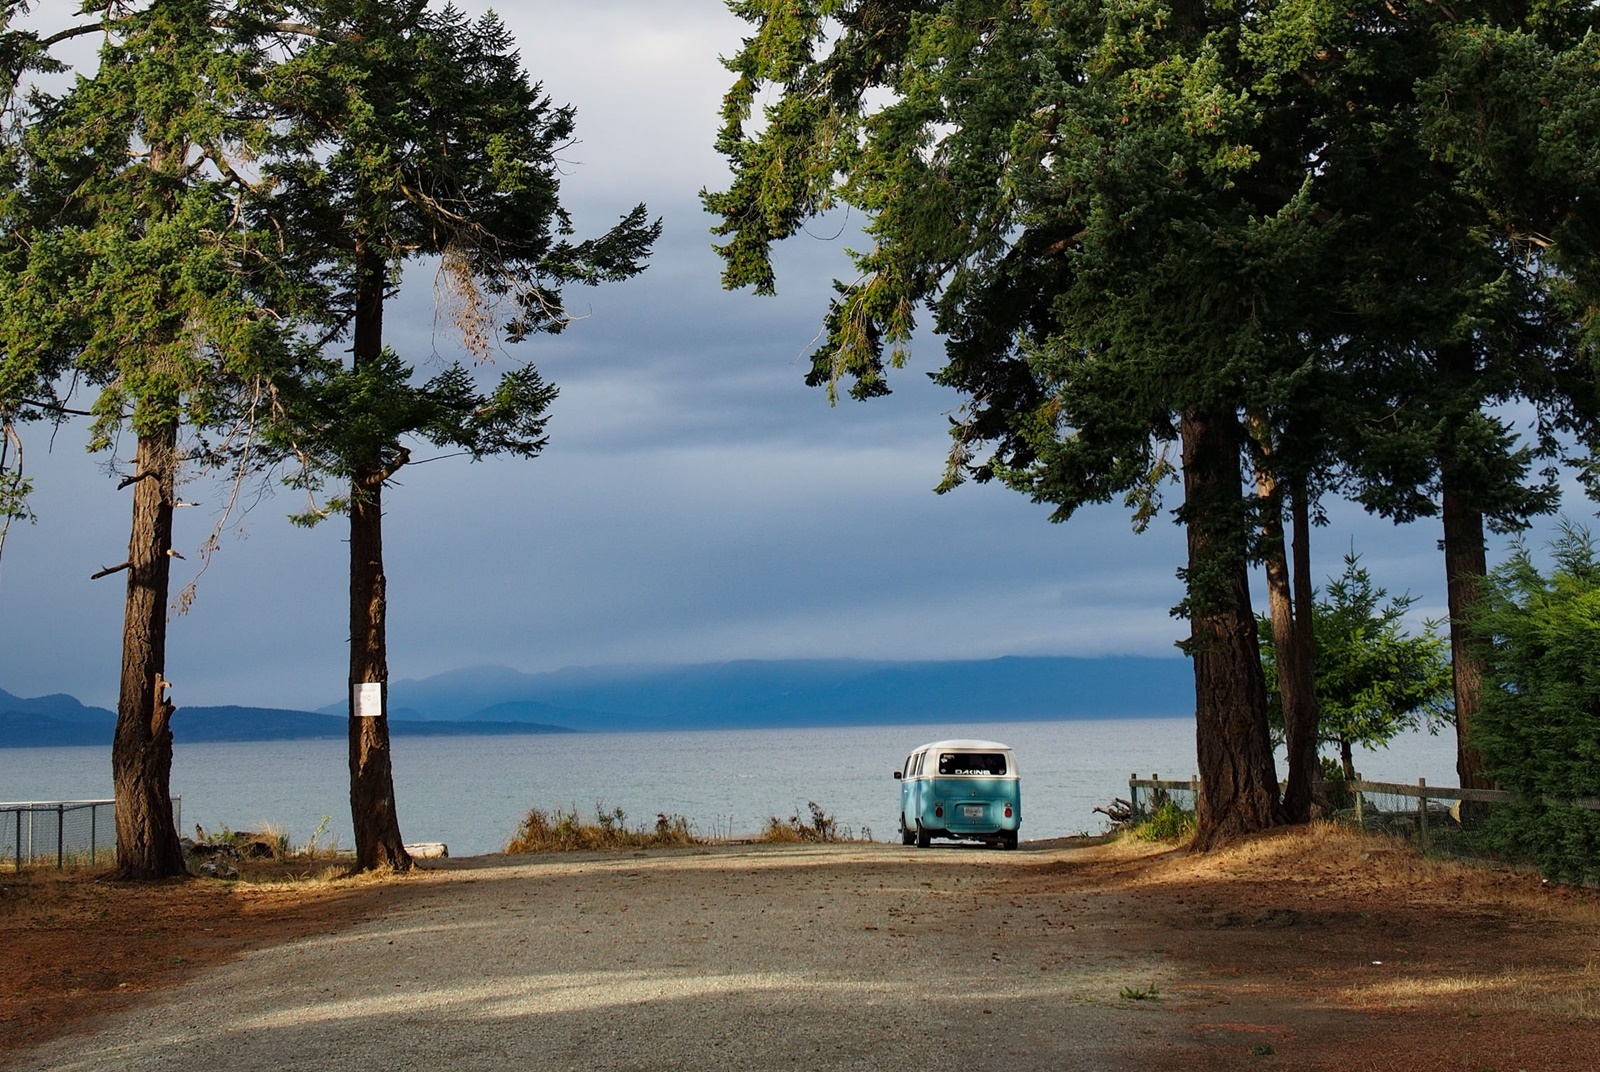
[{"xmin": 913, "ymin": 739, "xmax": 1012, "ymax": 752}]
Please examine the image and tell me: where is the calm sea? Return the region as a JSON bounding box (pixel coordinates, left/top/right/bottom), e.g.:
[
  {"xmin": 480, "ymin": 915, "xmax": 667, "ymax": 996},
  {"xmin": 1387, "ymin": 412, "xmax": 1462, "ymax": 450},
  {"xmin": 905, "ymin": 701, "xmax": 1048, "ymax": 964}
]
[{"xmin": 0, "ymin": 718, "xmax": 1462, "ymax": 856}]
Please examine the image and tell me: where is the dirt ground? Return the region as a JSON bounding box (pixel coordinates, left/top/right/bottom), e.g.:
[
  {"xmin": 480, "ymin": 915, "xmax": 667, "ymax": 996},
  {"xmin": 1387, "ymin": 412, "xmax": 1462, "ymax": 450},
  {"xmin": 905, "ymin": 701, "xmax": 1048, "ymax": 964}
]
[
  {"xmin": 0, "ymin": 862, "xmax": 399, "ymax": 1052},
  {"xmin": 1, "ymin": 825, "xmax": 1595, "ymax": 1071},
  {"xmin": 1019, "ymin": 827, "xmax": 1600, "ymax": 1071}
]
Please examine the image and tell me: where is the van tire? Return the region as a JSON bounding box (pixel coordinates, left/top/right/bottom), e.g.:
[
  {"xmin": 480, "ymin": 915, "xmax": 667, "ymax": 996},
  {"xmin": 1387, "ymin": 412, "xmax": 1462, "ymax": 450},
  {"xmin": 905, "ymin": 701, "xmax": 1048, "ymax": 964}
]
[
  {"xmin": 999, "ymin": 831, "xmax": 1018, "ymax": 851},
  {"xmin": 900, "ymin": 820, "xmax": 916, "ymax": 846},
  {"xmin": 915, "ymin": 824, "xmax": 931, "ymax": 849}
]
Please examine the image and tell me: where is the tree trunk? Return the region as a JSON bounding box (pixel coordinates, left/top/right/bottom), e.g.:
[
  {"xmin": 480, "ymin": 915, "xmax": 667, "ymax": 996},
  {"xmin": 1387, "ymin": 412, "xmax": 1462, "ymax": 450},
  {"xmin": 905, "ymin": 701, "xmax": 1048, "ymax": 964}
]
[
  {"xmin": 348, "ymin": 466, "xmax": 411, "ymax": 872},
  {"xmin": 1182, "ymin": 408, "xmax": 1284, "ymax": 850},
  {"xmin": 111, "ymin": 421, "xmax": 187, "ymax": 880},
  {"xmin": 1441, "ymin": 475, "xmax": 1493, "ymax": 791},
  {"xmin": 346, "ymin": 240, "xmax": 411, "ymax": 873},
  {"xmin": 1289, "ymin": 481, "xmax": 1320, "ymax": 801},
  {"xmin": 1252, "ymin": 436, "xmax": 1318, "ymax": 824}
]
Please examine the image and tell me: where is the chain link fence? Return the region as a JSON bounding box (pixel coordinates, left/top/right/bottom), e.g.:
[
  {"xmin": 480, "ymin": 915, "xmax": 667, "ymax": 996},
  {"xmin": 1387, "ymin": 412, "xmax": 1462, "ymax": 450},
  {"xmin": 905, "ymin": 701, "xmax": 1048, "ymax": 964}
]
[{"xmin": 1, "ymin": 798, "xmax": 182, "ymax": 870}]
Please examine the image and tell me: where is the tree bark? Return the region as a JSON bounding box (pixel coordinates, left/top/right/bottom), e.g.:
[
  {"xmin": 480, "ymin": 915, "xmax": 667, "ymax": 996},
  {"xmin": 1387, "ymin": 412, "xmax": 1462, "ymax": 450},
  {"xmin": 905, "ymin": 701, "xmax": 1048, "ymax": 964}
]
[
  {"xmin": 1289, "ymin": 480, "xmax": 1320, "ymax": 799},
  {"xmin": 346, "ymin": 240, "xmax": 411, "ymax": 873},
  {"xmin": 111, "ymin": 421, "xmax": 187, "ymax": 880},
  {"xmin": 1251, "ymin": 434, "xmax": 1318, "ymax": 824},
  {"xmin": 1441, "ymin": 474, "xmax": 1493, "ymax": 791},
  {"xmin": 348, "ymin": 466, "xmax": 411, "ymax": 871},
  {"xmin": 1182, "ymin": 408, "xmax": 1284, "ymax": 850}
]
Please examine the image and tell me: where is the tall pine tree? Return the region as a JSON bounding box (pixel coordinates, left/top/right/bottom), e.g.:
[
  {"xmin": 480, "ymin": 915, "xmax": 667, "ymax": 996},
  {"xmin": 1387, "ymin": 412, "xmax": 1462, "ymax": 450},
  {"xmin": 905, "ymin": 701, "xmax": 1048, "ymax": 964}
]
[
  {"xmin": 0, "ymin": 0, "xmax": 294, "ymax": 878},
  {"xmin": 1310, "ymin": 0, "xmax": 1575, "ymax": 794},
  {"xmin": 259, "ymin": 1, "xmax": 659, "ymax": 870}
]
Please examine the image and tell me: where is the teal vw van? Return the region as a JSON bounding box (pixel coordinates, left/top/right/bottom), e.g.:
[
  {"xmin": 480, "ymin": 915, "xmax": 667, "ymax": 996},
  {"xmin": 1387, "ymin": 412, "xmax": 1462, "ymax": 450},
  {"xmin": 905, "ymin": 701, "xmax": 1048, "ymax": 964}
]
[{"xmin": 894, "ymin": 739, "xmax": 1020, "ymax": 850}]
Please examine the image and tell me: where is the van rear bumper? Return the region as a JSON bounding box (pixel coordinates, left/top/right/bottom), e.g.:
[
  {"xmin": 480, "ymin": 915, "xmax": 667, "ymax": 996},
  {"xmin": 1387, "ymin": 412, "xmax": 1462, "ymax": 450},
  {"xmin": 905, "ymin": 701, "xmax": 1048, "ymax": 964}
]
[
  {"xmin": 919, "ymin": 825, "xmax": 1018, "ymax": 846},
  {"xmin": 926, "ymin": 808, "xmax": 1020, "ymax": 841}
]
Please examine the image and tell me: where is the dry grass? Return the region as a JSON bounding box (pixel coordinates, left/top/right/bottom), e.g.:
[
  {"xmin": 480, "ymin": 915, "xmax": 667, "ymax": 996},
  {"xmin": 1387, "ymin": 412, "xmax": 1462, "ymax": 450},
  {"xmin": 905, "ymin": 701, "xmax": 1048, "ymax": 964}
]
[
  {"xmin": 227, "ymin": 861, "xmax": 361, "ymax": 885},
  {"xmin": 753, "ymin": 801, "xmax": 864, "ymax": 843},
  {"xmin": 0, "ymin": 857, "xmax": 379, "ymax": 915},
  {"xmin": 1343, "ymin": 963, "xmax": 1600, "ymax": 1020},
  {"xmin": 505, "ymin": 805, "xmax": 701, "ymax": 854},
  {"xmin": 1104, "ymin": 822, "xmax": 1600, "ymax": 1028},
  {"xmin": 1186, "ymin": 822, "xmax": 1596, "ymax": 916},
  {"xmin": 184, "ymin": 820, "xmax": 357, "ymax": 882},
  {"xmin": 0, "ymin": 867, "xmax": 84, "ymax": 919},
  {"xmin": 754, "ymin": 819, "xmax": 807, "ymax": 843}
]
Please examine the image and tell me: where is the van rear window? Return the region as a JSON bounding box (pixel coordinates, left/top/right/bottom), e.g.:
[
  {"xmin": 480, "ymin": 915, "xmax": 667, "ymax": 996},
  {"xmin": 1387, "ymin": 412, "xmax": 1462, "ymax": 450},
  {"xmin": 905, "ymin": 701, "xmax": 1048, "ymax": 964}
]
[{"xmin": 939, "ymin": 752, "xmax": 1008, "ymax": 776}]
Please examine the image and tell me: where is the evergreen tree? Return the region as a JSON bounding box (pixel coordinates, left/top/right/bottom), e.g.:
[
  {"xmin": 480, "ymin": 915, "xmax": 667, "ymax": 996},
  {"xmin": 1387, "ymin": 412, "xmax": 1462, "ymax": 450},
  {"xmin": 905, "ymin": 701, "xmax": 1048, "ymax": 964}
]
[
  {"xmin": 0, "ymin": 0, "xmax": 295, "ymax": 878},
  {"xmin": 704, "ymin": 0, "xmax": 1374, "ymax": 845},
  {"xmin": 1473, "ymin": 524, "xmax": 1600, "ymax": 884},
  {"xmin": 1319, "ymin": 0, "xmax": 1592, "ymax": 795},
  {"xmin": 0, "ymin": 1, "xmax": 46, "ymax": 575},
  {"xmin": 1260, "ymin": 553, "xmax": 1453, "ymax": 781},
  {"xmin": 259, "ymin": 1, "xmax": 659, "ymax": 871},
  {"xmin": 703, "ymin": 0, "xmax": 1600, "ymax": 847}
]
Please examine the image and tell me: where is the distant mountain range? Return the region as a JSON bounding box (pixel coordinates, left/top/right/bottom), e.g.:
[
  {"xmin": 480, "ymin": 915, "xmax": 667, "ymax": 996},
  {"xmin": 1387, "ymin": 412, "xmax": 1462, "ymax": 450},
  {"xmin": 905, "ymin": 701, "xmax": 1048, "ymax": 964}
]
[
  {"xmin": 0, "ymin": 690, "xmax": 572, "ymax": 749},
  {"xmin": 3, "ymin": 656, "xmax": 1194, "ymax": 748}
]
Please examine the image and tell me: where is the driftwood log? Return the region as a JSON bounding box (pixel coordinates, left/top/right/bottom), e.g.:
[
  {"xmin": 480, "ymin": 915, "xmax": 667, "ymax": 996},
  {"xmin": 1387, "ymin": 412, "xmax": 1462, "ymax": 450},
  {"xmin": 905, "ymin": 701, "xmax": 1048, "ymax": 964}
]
[
  {"xmin": 404, "ymin": 842, "xmax": 449, "ymax": 859},
  {"xmin": 1093, "ymin": 797, "xmax": 1135, "ymax": 826}
]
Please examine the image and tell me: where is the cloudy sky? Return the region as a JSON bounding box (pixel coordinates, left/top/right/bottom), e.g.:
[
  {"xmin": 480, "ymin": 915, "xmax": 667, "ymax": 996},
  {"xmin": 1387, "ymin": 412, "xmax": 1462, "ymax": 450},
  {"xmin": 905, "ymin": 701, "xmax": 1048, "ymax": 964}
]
[{"xmin": 0, "ymin": 1, "xmax": 1567, "ymax": 712}]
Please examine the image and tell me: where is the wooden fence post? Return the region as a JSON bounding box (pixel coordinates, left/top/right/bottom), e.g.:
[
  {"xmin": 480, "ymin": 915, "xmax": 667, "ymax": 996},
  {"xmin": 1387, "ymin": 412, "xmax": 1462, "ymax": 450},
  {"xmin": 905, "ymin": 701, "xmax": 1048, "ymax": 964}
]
[{"xmin": 1418, "ymin": 778, "xmax": 1429, "ymax": 850}]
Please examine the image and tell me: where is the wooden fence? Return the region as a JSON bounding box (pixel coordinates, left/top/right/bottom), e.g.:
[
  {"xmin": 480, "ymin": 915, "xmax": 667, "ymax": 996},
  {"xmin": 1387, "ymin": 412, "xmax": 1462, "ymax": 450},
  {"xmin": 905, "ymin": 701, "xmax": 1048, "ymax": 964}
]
[{"xmin": 1127, "ymin": 775, "xmax": 1600, "ymax": 850}]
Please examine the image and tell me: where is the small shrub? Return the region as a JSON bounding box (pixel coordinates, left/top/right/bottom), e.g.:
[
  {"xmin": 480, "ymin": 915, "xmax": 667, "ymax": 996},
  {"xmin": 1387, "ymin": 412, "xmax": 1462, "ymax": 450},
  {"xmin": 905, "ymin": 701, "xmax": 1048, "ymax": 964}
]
[
  {"xmin": 1119, "ymin": 984, "xmax": 1160, "ymax": 1000},
  {"xmin": 650, "ymin": 811, "xmax": 697, "ymax": 848},
  {"xmin": 505, "ymin": 804, "xmax": 703, "ymax": 854},
  {"xmin": 299, "ymin": 815, "xmax": 337, "ymax": 859},
  {"xmin": 755, "ymin": 801, "xmax": 855, "ymax": 843},
  {"xmin": 1133, "ymin": 801, "xmax": 1195, "ymax": 843},
  {"xmin": 757, "ymin": 816, "xmax": 806, "ymax": 843},
  {"xmin": 257, "ymin": 823, "xmax": 292, "ymax": 857},
  {"xmin": 1316, "ymin": 756, "xmax": 1354, "ymax": 812}
]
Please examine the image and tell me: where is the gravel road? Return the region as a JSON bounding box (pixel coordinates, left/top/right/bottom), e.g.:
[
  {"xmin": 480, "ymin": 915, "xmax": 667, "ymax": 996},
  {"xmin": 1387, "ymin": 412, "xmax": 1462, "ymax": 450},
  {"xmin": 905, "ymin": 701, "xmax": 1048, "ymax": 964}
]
[{"xmin": 12, "ymin": 842, "xmax": 1189, "ymax": 1071}]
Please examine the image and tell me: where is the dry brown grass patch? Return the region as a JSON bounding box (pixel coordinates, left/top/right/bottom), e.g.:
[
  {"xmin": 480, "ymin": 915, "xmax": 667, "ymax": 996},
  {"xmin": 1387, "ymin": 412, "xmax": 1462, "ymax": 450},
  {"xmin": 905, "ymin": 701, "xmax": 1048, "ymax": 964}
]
[
  {"xmin": 1125, "ymin": 821, "xmax": 1597, "ymax": 917},
  {"xmin": 1340, "ymin": 962, "xmax": 1600, "ymax": 1020},
  {"xmin": 506, "ymin": 805, "xmax": 702, "ymax": 853}
]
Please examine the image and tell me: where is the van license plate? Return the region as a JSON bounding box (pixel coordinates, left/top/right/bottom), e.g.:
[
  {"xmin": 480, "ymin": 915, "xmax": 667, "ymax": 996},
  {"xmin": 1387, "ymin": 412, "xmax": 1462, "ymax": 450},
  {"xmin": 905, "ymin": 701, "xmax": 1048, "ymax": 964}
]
[{"xmin": 960, "ymin": 805, "xmax": 985, "ymax": 818}]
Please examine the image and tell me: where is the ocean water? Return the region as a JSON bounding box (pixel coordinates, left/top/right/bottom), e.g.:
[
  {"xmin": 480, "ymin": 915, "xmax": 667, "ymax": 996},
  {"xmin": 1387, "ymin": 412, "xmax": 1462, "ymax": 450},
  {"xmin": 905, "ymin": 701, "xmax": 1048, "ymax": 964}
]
[{"xmin": 0, "ymin": 718, "xmax": 1463, "ymax": 857}]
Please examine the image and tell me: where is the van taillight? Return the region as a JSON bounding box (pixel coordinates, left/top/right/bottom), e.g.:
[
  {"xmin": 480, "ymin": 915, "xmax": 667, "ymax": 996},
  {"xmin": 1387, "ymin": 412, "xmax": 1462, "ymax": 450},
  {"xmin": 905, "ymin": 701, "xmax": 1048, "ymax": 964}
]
[
  {"xmin": 1004, "ymin": 804, "xmax": 1013, "ymax": 818},
  {"xmin": 934, "ymin": 803, "xmax": 944, "ymax": 818}
]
